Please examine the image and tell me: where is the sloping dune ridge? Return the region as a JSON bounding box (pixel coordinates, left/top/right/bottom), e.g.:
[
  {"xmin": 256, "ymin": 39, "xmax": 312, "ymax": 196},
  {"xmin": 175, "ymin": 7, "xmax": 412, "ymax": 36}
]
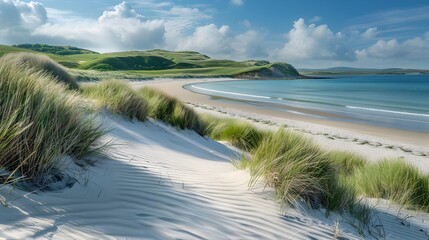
[
  {"xmin": 0, "ymin": 115, "xmax": 427, "ymax": 239},
  {"xmin": 0, "ymin": 115, "xmax": 356, "ymax": 239}
]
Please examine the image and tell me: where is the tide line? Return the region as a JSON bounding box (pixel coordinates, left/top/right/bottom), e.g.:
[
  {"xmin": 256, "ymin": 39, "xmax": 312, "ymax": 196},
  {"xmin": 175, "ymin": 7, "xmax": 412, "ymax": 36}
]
[
  {"xmin": 346, "ymin": 106, "xmax": 429, "ymax": 118},
  {"xmin": 190, "ymin": 85, "xmax": 270, "ymax": 99}
]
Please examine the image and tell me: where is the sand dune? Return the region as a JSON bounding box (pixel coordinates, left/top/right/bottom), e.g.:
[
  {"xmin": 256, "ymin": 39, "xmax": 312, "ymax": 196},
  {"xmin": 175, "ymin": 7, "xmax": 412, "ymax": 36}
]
[
  {"xmin": 1, "ymin": 115, "xmax": 428, "ymax": 239},
  {"xmin": 0, "ymin": 115, "xmax": 361, "ymax": 239}
]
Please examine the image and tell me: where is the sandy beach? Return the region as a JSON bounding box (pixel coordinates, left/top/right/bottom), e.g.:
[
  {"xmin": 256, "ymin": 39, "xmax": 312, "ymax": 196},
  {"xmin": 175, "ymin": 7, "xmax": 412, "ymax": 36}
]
[{"xmin": 132, "ymin": 78, "xmax": 429, "ymax": 173}]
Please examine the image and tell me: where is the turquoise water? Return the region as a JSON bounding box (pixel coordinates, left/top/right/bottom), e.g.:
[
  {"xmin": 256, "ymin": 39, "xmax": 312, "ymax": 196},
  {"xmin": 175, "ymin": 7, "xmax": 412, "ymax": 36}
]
[{"xmin": 186, "ymin": 75, "xmax": 429, "ymax": 132}]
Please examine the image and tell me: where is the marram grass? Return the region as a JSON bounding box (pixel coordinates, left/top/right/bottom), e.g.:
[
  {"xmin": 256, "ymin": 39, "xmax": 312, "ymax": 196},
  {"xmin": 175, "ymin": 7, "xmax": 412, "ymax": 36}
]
[
  {"xmin": 247, "ymin": 128, "xmax": 335, "ymax": 207},
  {"xmin": 81, "ymin": 80, "xmax": 148, "ymax": 121},
  {"xmin": 351, "ymin": 159, "xmax": 429, "ymax": 211},
  {"xmin": 0, "ymin": 56, "xmax": 103, "ymax": 182},
  {"xmin": 138, "ymin": 87, "xmax": 206, "ymax": 134},
  {"xmin": 201, "ymin": 114, "xmax": 268, "ymax": 152},
  {"xmin": 1, "ymin": 52, "xmax": 79, "ymax": 90}
]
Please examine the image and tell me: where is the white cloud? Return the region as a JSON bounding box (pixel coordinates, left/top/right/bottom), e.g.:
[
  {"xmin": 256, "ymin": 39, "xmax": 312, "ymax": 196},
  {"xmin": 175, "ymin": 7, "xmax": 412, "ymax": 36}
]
[
  {"xmin": 0, "ymin": 1, "xmax": 165, "ymax": 51},
  {"xmin": 231, "ymin": 30, "xmax": 266, "ymax": 59},
  {"xmin": 231, "ymin": 0, "xmax": 244, "ymax": 6},
  {"xmin": 99, "ymin": 2, "xmax": 143, "ymax": 22},
  {"xmin": 0, "ymin": 0, "xmax": 47, "ymax": 43},
  {"xmin": 176, "ymin": 24, "xmax": 230, "ymax": 54},
  {"xmin": 356, "ymin": 32, "xmax": 429, "ymax": 60},
  {"xmin": 276, "ymin": 18, "xmax": 350, "ymax": 61},
  {"xmin": 362, "ymin": 27, "xmax": 377, "ymax": 39},
  {"xmin": 163, "ymin": 6, "xmax": 211, "ymax": 34}
]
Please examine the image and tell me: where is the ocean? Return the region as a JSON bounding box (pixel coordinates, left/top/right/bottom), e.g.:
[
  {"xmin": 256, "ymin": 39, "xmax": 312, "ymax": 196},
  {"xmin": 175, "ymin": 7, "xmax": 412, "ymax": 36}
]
[{"xmin": 185, "ymin": 75, "xmax": 429, "ymax": 132}]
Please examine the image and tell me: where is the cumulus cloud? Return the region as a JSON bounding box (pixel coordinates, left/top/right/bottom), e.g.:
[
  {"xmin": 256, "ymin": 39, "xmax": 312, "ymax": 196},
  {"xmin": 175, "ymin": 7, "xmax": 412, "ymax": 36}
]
[
  {"xmin": 231, "ymin": 30, "xmax": 267, "ymax": 58},
  {"xmin": 36, "ymin": 2, "xmax": 165, "ymax": 51},
  {"xmin": 0, "ymin": 1, "xmax": 165, "ymax": 51},
  {"xmin": 176, "ymin": 24, "xmax": 230, "ymax": 54},
  {"xmin": 99, "ymin": 2, "xmax": 143, "ymax": 21},
  {"xmin": 0, "ymin": 0, "xmax": 47, "ymax": 43},
  {"xmin": 276, "ymin": 18, "xmax": 351, "ymax": 61},
  {"xmin": 355, "ymin": 32, "xmax": 429, "ymax": 60}
]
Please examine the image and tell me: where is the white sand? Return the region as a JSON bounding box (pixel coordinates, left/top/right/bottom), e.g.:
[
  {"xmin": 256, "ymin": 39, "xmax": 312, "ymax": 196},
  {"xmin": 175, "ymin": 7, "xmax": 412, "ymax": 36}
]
[
  {"xmin": 0, "ymin": 115, "xmax": 355, "ymax": 239},
  {"xmin": 1, "ymin": 114, "xmax": 428, "ymax": 239}
]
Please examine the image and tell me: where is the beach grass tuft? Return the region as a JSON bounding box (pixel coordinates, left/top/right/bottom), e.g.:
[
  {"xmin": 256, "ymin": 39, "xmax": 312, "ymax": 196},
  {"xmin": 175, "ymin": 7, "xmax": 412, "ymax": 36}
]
[
  {"xmin": 1, "ymin": 52, "xmax": 79, "ymax": 90},
  {"xmin": 81, "ymin": 80, "xmax": 148, "ymax": 121},
  {"xmin": 138, "ymin": 87, "xmax": 205, "ymax": 134},
  {"xmin": 351, "ymin": 159, "xmax": 429, "ymax": 211},
  {"xmin": 201, "ymin": 114, "xmax": 268, "ymax": 151},
  {"xmin": 247, "ymin": 128, "xmax": 335, "ymax": 208},
  {"xmin": 0, "ymin": 55, "xmax": 103, "ymax": 183},
  {"xmin": 329, "ymin": 151, "xmax": 366, "ymax": 176}
]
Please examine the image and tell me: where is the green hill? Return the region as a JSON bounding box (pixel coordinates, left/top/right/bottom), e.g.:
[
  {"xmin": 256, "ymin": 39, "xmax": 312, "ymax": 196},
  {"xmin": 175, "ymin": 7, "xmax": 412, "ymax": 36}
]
[
  {"xmin": 0, "ymin": 45, "xmax": 35, "ymax": 56},
  {"xmin": 0, "ymin": 44, "xmax": 301, "ymax": 79},
  {"xmin": 14, "ymin": 44, "xmax": 98, "ymax": 55}
]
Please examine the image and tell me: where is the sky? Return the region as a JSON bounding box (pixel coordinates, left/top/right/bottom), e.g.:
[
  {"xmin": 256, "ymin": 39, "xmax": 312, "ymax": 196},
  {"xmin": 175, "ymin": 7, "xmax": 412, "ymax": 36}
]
[{"xmin": 1, "ymin": 0, "xmax": 429, "ymax": 69}]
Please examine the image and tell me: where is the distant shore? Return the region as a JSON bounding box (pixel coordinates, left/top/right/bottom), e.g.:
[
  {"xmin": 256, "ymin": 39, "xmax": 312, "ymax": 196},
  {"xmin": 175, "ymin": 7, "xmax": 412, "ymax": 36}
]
[{"xmin": 132, "ymin": 77, "xmax": 429, "ymax": 172}]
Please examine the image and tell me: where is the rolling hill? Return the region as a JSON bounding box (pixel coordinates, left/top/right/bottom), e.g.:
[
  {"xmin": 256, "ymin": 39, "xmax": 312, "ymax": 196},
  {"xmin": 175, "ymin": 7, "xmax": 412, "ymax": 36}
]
[{"xmin": 0, "ymin": 44, "xmax": 301, "ymax": 80}]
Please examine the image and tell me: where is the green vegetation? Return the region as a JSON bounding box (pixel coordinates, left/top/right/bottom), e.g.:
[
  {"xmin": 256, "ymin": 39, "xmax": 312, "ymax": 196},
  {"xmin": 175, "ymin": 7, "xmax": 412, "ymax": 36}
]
[
  {"xmin": 330, "ymin": 151, "xmax": 366, "ymax": 176},
  {"xmin": 351, "ymin": 159, "xmax": 429, "ymax": 211},
  {"xmin": 137, "ymin": 87, "xmax": 205, "ymax": 134},
  {"xmin": 0, "ymin": 54, "xmax": 103, "ymax": 183},
  {"xmin": 81, "ymin": 80, "xmax": 147, "ymax": 121},
  {"xmin": 0, "ymin": 44, "xmax": 301, "ymax": 79},
  {"xmin": 14, "ymin": 44, "xmax": 98, "ymax": 55},
  {"xmin": 247, "ymin": 129, "xmax": 334, "ymax": 207},
  {"xmin": 1, "ymin": 53, "xmax": 79, "ymax": 90},
  {"xmin": 0, "ymin": 45, "xmax": 34, "ymax": 56},
  {"xmin": 201, "ymin": 115, "xmax": 268, "ymax": 151}
]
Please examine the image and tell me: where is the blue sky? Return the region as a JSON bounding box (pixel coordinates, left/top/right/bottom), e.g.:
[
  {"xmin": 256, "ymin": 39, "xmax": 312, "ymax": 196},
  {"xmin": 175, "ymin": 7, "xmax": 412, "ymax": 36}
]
[{"xmin": 1, "ymin": 0, "xmax": 428, "ymax": 68}]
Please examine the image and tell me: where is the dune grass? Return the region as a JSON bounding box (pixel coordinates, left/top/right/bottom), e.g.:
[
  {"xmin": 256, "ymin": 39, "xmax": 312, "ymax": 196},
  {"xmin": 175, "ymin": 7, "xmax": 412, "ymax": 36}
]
[
  {"xmin": 0, "ymin": 55, "xmax": 103, "ymax": 183},
  {"xmin": 329, "ymin": 151, "xmax": 366, "ymax": 177},
  {"xmin": 351, "ymin": 159, "xmax": 429, "ymax": 211},
  {"xmin": 137, "ymin": 87, "xmax": 270, "ymax": 148},
  {"xmin": 200, "ymin": 114, "xmax": 268, "ymax": 151},
  {"xmin": 81, "ymin": 80, "xmax": 148, "ymax": 121},
  {"xmin": 246, "ymin": 128, "xmax": 335, "ymax": 207},
  {"xmin": 1, "ymin": 52, "xmax": 79, "ymax": 90},
  {"xmin": 137, "ymin": 87, "xmax": 205, "ymax": 134}
]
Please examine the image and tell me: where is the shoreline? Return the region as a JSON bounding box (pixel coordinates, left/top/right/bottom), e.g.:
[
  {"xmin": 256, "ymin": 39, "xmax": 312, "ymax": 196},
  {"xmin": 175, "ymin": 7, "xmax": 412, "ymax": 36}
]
[{"xmin": 131, "ymin": 77, "xmax": 429, "ymax": 171}]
